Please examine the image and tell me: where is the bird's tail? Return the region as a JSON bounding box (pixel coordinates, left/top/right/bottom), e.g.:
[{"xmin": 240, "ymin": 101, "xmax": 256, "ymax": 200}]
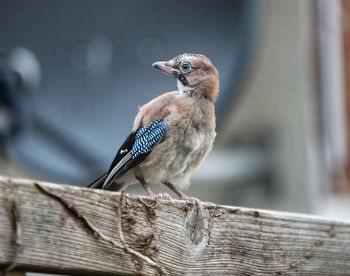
[
  {"xmin": 87, "ymin": 172, "xmax": 125, "ymax": 191},
  {"xmin": 87, "ymin": 172, "xmax": 108, "ymax": 189}
]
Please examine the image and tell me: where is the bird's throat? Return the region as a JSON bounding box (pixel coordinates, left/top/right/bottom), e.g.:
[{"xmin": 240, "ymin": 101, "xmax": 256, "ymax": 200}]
[{"xmin": 177, "ymin": 79, "xmax": 195, "ymax": 95}]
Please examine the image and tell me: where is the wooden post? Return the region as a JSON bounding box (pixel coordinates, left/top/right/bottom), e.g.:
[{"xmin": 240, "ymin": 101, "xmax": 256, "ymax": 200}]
[{"xmin": 0, "ymin": 175, "xmax": 350, "ymax": 275}]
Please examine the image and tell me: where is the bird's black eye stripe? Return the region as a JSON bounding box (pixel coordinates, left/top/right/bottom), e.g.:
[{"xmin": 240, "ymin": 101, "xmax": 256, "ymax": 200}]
[{"xmin": 178, "ymin": 74, "xmax": 189, "ymax": 86}]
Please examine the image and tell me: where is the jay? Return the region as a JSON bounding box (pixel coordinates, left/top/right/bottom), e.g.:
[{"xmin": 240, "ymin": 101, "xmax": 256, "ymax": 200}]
[{"xmin": 89, "ymin": 53, "xmax": 219, "ymax": 206}]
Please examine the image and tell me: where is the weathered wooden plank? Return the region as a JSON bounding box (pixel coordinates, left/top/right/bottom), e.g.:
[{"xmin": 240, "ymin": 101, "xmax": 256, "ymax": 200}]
[{"xmin": 0, "ymin": 176, "xmax": 350, "ymax": 275}]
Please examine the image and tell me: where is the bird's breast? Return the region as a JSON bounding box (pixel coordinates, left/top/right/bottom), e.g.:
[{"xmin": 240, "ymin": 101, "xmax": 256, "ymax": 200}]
[{"xmin": 182, "ymin": 129, "xmax": 207, "ymax": 154}]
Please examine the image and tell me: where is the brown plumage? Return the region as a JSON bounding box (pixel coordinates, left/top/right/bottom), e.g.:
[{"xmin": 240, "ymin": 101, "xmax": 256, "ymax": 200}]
[{"xmin": 88, "ymin": 53, "xmax": 219, "ymax": 202}]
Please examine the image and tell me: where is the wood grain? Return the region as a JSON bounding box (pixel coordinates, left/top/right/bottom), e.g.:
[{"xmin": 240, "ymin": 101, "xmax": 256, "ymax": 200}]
[{"xmin": 0, "ymin": 176, "xmax": 350, "ymax": 275}]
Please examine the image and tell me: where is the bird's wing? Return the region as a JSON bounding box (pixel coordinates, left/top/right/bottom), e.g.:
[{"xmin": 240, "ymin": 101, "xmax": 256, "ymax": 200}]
[
  {"xmin": 102, "ymin": 119, "xmax": 167, "ymax": 189},
  {"xmin": 108, "ymin": 132, "xmax": 136, "ymax": 172}
]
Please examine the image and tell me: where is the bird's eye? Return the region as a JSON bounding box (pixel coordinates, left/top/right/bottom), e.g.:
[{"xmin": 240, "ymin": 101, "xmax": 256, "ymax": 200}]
[{"xmin": 180, "ymin": 62, "xmax": 192, "ymax": 73}]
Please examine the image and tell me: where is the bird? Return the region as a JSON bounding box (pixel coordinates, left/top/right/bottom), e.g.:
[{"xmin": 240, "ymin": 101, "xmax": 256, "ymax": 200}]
[{"xmin": 88, "ymin": 53, "xmax": 219, "ymax": 207}]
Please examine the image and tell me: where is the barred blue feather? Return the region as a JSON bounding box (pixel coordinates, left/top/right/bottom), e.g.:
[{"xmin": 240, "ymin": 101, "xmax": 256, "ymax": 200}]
[{"xmin": 131, "ymin": 119, "xmax": 167, "ymax": 159}]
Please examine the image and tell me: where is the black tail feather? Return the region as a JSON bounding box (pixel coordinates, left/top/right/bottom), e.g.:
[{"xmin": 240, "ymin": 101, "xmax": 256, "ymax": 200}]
[
  {"xmin": 87, "ymin": 172, "xmax": 108, "ymax": 189},
  {"xmin": 87, "ymin": 172, "xmax": 125, "ymax": 191}
]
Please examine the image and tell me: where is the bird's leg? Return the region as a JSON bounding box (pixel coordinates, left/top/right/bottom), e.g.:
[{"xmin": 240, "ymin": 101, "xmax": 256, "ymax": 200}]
[
  {"xmin": 161, "ymin": 181, "xmax": 186, "ymax": 198},
  {"xmin": 136, "ymin": 176, "xmax": 171, "ymax": 200},
  {"xmin": 161, "ymin": 181, "xmax": 203, "ymax": 210},
  {"xmin": 136, "ymin": 176, "xmax": 154, "ymax": 196}
]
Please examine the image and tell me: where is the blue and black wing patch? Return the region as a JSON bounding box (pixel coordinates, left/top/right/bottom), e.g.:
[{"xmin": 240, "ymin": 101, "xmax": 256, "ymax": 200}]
[
  {"xmin": 131, "ymin": 119, "xmax": 167, "ymax": 158},
  {"xmin": 101, "ymin": 119, "xmax": 167, "ymax": 189}
]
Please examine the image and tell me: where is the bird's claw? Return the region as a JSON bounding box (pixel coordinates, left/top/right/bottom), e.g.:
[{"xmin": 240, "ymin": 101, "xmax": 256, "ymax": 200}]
[
  {"xmin": 183, "ymin": 196, "xmax": 203, "ymax": 210},
  {"xmin": 156, "ymin": 192, "xmax": 172, "ymax": 200}
]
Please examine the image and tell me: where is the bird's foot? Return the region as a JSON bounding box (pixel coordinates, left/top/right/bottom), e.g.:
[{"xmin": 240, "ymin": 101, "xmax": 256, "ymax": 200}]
[
  {"xmin": 192, "ymin": 197, "xmax": 203, "ymax": 210},
  {"xmin": 160, "ymin": 180, "xmax": 203, "ymax": 209},
  {"xmin": 182, "ymin": 196, "xmax": 203, "ymax": 211},
  {"xmin": 155, "ymin": 192, "xmax": 172, "ymax": 200}
]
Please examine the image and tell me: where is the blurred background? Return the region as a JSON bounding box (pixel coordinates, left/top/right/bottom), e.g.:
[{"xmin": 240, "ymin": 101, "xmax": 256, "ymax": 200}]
[{"xmin": 1, "ymin": 0, "xmax": 350, "ymax": 219}]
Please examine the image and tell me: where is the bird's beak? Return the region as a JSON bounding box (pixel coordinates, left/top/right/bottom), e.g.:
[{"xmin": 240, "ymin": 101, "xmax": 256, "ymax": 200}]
[{"xmin": 152, "ymin": 61, "xmax": 179, "ymax": 77}]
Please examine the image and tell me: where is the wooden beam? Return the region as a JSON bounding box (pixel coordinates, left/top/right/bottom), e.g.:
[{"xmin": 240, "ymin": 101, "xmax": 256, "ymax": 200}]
[{"xmin": 0, "ymin": 176, "xmax": 350, "ymax": 275}]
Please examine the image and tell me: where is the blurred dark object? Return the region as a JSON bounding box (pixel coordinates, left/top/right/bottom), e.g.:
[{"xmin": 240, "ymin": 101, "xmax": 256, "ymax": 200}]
[
  {"xmin": 0, "ymin": 47, "xmax": 40, "ymax": 154},
  {"xmin": 0, "ymin": 66, "xmax": 22, "ymax": 147}
]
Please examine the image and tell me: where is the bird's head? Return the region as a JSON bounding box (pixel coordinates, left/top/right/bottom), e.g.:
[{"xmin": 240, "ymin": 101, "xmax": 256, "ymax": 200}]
[{"xmin": 152, "ymin": 53, "xmax": 219, "ymax": 102}]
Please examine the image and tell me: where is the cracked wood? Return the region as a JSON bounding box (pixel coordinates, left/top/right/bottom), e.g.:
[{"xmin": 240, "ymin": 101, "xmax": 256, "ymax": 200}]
[{"xmin": 1, "ymin": 176, "xmax": 350, "ymax": 275}]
